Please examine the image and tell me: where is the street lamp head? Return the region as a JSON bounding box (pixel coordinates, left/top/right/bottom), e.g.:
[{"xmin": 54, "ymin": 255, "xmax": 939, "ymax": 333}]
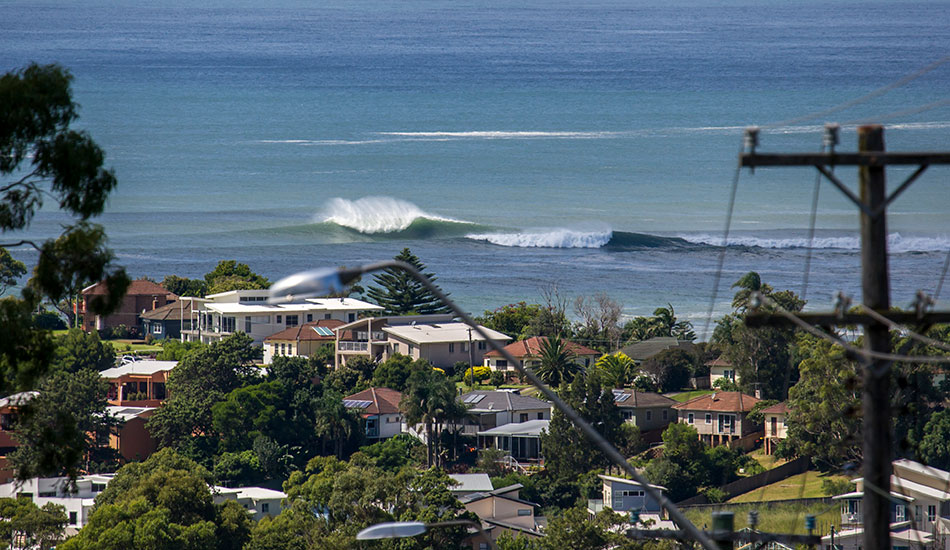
[
  {"xmin": 268, "ymin": 267, "xmax": 362, "ymax": 304},
  {"xmin": 356, "ymin": 521, "xmax": 428, "ymax": 540}
]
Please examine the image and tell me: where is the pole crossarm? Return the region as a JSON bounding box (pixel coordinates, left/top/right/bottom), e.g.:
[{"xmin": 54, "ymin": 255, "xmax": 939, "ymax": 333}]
[
  {"xmin": 745, "ymin": 310, "xmax": 950, "ymax": 328},
  {"xmin": 625, "ymin": 528, "xmax": 821, "ymax": 546},
  {"xmin": 740, "ymin": 151, "xmax": 950, "ymax": 167}
]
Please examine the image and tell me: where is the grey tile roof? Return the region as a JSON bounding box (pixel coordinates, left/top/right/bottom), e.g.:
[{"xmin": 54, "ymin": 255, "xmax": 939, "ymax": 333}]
[{"xmin": 459, "ymin": 390, "xmax": 551, "ymax": 412}]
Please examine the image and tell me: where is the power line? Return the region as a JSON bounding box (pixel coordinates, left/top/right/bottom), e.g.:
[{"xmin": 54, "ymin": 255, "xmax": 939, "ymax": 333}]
[
  {"xmin": 858, "ymin": 304, "xmax": 950, "ymax": 354},
  {"xmin": 843, "ymin": 98, "xmax": 950, "ymax": 126},
  {"xmin": 935, "ymin": 250, "xmax": 950, "ymax": 304}
]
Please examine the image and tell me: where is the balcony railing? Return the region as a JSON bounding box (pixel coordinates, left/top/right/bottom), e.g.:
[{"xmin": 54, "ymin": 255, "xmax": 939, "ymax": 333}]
[{"xmin": 338, "ymin": 342, "xmax": 369, "ymax": 352}]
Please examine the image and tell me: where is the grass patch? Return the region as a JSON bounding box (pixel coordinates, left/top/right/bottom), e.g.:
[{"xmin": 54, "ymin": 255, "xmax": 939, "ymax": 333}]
[
  {"xmin": 108, "ymin": 339, "xmax": 164, "ymax": 354},
  {"xmin": 682, "ymin": 500, "xmax": 840, "ymax": 536},
  {"xmin": 670, "ymin": 390, "xmax": 714, "ymax": 403},
  {"xmin": 747, "ymin": 448, "xmax": 787, "ymax": 471},
  {"xmin": 728, "ymin": 471, "xmax": 851, "ymax": 503}
]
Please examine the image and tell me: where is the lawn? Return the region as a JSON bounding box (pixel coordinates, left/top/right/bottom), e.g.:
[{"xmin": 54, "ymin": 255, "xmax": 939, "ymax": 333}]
[
  {"xmin": 110, "ymin": 340, "xmax": 164, "ymax": 354},
  {"xmin": 682, "ymin": 500, "xmax": 841, "ymax": 537},
  {"xmin": 728, "ymin": 471, "xmax": 852, "ymax": 503},
  {"xmin": 747, "ymin": 448, "xmax": 788, "ymax": 471},
  {"xmin": 669, "ymin": 389, "xmax": 714, "ymax": 403}
]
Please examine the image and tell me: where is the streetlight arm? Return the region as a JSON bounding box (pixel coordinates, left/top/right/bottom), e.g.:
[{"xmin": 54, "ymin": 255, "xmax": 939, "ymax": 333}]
[{"xmin": 270, "ymin": 260, "xmax": 717, "ymax": 550}]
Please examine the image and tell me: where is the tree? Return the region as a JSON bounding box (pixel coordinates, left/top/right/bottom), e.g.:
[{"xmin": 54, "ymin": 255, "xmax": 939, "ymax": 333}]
[
  {"xmin": 51, "ymin": 327, "xmax": 115, "ymax": 373},
  {"xmin": 364, "ymin": 248, "xmax": 451, "ymax": 315},
  {"xmin": 10, "ymin": 369, "xmax": 118, "ymax": 479},
  {"xmin": 314, "ymin": 391, "xmax": 363, "ymax": 459},
  {"xmin": 1, "ymin": 63, "xmax": 129, "ymax": 396},
  {"xmin": 0, "ymin": 498, "xmax": 67, "ymax": 550},
  {"xmin": 534, "ymin": 337, "xmax": 581, "ymax": 387},
  {"xmin": 371, "ymin": 353, "xmax": 414, "ymax": 391},
  {"xmin": 161, "ymin": 274, "xmax": 208, "ymax": 297},
  {"xmin": 401, "ymin": 365, "xmax": 465, "ymax": 467},
  {"xmin": 477, "ymin": 302, "xmax": 547, "ymax": 339},
  {"xmin": 621, "ymin": 304, "xmax": 695, "ymax": 343},
  {"xmin": 595, "ymin": 352, "xmax": 636, "ymax": 389},
  {"xmin": 539, "ymin": 507, "xmax": 633, "ymax": 550},
  {"xmin": 0, "ymin": 248, "xmax": 26, "ymax": 296},
  {"xmin": 641, "ymin": 348, "xmax": 693, "ymax": 392},
  {"xmin": 918, "ymin": 410, "xmax": 950, "ymax": 470},
  {"xmin": 203, "ymin": 260, "xmax": 269, "ymax": 294},
  {"xmin": 573, "ymin": 292, "xmax": 623, "ymax": 351}
]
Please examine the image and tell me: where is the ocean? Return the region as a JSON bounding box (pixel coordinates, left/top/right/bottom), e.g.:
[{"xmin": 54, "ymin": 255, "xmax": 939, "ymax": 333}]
[{"xmin": 2, "ymin": 0, "xmax": 950, "ymax": 336}]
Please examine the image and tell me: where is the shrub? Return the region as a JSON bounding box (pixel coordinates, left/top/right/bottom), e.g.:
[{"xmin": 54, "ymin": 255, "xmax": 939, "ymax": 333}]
[
  {"xmin": 821, "ymin": 477, "xmax": 855, "ymax": 496},
  {"xmin": 490, "ymin": 371, "xmax": 505, "ymax": 387},
  {"xmin": 463, "ymin": 366, "xmax": 492, "ymax": 383}
]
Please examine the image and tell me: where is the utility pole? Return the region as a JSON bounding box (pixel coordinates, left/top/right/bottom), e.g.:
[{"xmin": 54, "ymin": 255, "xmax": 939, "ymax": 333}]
[
  {"xmin": 740, "ymin": 124, "xmax": 950, "ymax": 550},
  {"xmin": 468, "ymin": 327, "xmax": 476, "ymax": 388}
]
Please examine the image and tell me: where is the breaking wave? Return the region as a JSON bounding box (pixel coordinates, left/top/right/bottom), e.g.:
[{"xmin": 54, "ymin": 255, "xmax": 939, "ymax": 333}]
[
  {"xmin": 677, "ymin": 232, "xmax": 950, "ymax": 253},
  {"xmin": 318, "ymin": 197, "xmax": 473, "ymax": 234},
  {"xmin": 466, "ymin": 229, "xmax": 697, "ymax": 249}
]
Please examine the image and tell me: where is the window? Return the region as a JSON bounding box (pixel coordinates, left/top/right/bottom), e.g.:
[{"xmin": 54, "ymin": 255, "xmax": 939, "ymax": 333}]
[
  {"xmin": 91, "ymin": 483, "xmax": 106, "ymax": 492},
  {"xmin": 222, "ymin": 316, "xmax": 236, "ymax": 333},
  {"xmin": 276, "ymin": 315, "xmax": 282, "ymax": 324},
  {"xmin": 478, "ymin": 341, "xmax": 486, "ymax": 350},
  {"xmin": 538, "ymin": 412, "xmax": 544, "ymax": 420},
  {"xmin": 449, "ymin": 343, "xmax": 455, "ymax": 353},
  {"xmin": 153, "ymin": 382, "xmax": 166, "ymax": 400},
  {"xmin": 152, "ymin": 323, "xmax": 163, "ymax": 334},
  {"xmin": 520, "ymin": 413, "xmax": 528, "ymax": 423},
  {"xmin": 262, "ymin": 503, "xmax": 270, "ymax": 514},
  {"xmin": 408, "ymin": 345, "xmax": 414, "ymax": 355},
  {"xmin": 325, "ymin": 313, "xmax": 332, "ymax": 320},
  {"xmin": 705, "ymin": 413, "xmax": 712, "ymax": 424},
  {"xmin": 646, "ymin": 411, "xmax": 652, "ymax": 421},
  {"xmin": 307, "ymin": 314, "xmax": 313, "ymax": 322},
  {"xmin": 461, "ymin": 342, "xmax": 468, "ymax": 352},
  {"xmin": 896, "ymin": 505, "xmax": 905, "ymax": 522},
  {"xmin": 496, "ymin": 359, "xmax": 508, "ymax": 368},
  {"xmin": 687, "ymin": 413, "xmax": 694, "ymax": 424},
  {"xmin": 348, "ymin": 313, "xmax": 356, "ymax": 322},
  {"xmin": 69, "ymin": 511, "xmax": 77, "ymax": 525},
  {"xmin": 619, "ymin": 490, "xmax": 645, "ymax": 497},
  {"xmin": 517, "ymin": 509, "xmax": 531, "ymax": 516},
  {"xmin": 479, "ymin": 544, "xmax": 490, "ymax": 550},
  {"xmin": 286, "ymin": 315, "xmax": 298, "ymax": 327},
  {"xmin": 929, "ymin": 505, "xmax": 937, "ymax": 522},
  {"xmin": 245, "ymin": 316, "xmax": 251, "ymax": 332}
]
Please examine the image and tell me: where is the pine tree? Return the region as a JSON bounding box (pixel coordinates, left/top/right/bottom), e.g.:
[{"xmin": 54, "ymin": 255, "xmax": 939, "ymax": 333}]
[{"xmin": 365, "ymin": 248, "xmax": 452, "ymax": 315}]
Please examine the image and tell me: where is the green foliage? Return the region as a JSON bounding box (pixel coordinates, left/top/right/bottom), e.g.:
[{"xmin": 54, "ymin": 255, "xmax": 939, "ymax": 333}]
[
  {"xmin": 463, "ymin": 365, "xmax": 492, "ymax": 383},
  {"xmin": 244, "ymin": 500, "xmax": 332, "ymax": 550},
  {"xmin": 203, "ymin": 260, "xmax": 270, "ymax": 294},
  {"xmin": 364, "ymin": 248, "xmax": 451, "ymax": 315},
  {"xmin": 919, "ymin": 410, "xmax": 950, "ymax": 471},
  {"xmin": 477, "ymin": 301, "xmax": 548, "ymax": 339},
  {"xmin": 62, "ymin": 448, "xmax": 250, "ymax": 550},
  {"xmin": 212, "ymin": 381, "xmax": 287, "ymax": 452},
  {"xmin": 595, "ymin": 351, "xmax": 637, "ymax": 389},
  {"xmin": 161, "ymin": 274, "xmax": 208, "ymax": 297},
  {"xmin": 0, "ymin": 498, "xmax": 67, "ymax": 550},
  {"xmin": 621, "ymin": 303, "xmax": 695, "ymax": 343},
  {"xmin": 0, "ymin": 248, "xmax": 26, "ymax": 296},
  {"xmin": 821, "ymin": 477, "xmax": 856, "ymax": 497},
  {"xmin": 401, "ymin": 364, "xmax": 465, "ymax": 467},
  {"xmin": 641, "ymin": 348, "xmax": 694, "ymax": 392},
  {"xmin": 702, "ymin": 487, "xmax": 730, "ymax": 503},
  {"xmin": 314, "ymin": 391, "xmax": 364, "ymax": 459},
  {"xmin": 475, "ymin": 447, "xmax": 508, "ymax": 477},
  {"xmin": 358, "ymin": 434, "xmax": 423, "ymax": 471},
  {"xmin": 10, "ymin": 369, "xmax": 118, "ymax": 479},
  {"xmin": 371, "ymin": 353, "xmax": 414, "ymax": 391},
  {"xmin": 31, "ymin": 305, "xmax": 66, "ymax": 330},
  {"xmin": 712, "ymin": 376, "xmax": 741, "ymax": 391},
  {"xmin": 213, "ymin": 450, "xmax": 264, "ymax": 486},
  {"xmin": 490, "ymin": 369, "xmax": 505, "ymax": 386},
  {"xmin": 538, "ymin": 507, "xmax": 634, "ymax": 550},
  {"xmin": 156, "ymin": 338, "xmax": 203, "ymax": 361},
  {"xmin": 534, "ymin": 336, "xmax": 581, "ymax": 387},
  {"xmin": 52, "ymin": 327, "xmax": 115, "ymax": 373},
  {"xmin": 747, "ymin": 399, "xmax": 779, "ymax": 426}
]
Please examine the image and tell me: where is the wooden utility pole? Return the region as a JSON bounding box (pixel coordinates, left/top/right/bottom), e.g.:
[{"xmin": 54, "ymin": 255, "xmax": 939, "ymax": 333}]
[{"xmin": 739, "ymin": 124, "xmax": 950, "ymax": 550}]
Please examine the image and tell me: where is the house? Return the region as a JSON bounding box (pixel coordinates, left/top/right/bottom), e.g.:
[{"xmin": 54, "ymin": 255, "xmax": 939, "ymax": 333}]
[
  {"xmin": 826, "ymin": 459, "xmax": 950, "ymax": 550},
  {"xmin": 482, "ymin": 336, "xmax": 600, "ymax": 380},
  {"xmin": 263, "ymin": 319, "xmax": 343, "ymax": 364},
  {"xmin": 0, "ymin": 391, "xmax": 38, "ymax": 484},
  {"xmin": 672, "ymin": 391, "xmax": 761, "ymax": 449},
  {"xmin": 342, "ymin": 387, "xmax": 404, "ymax": 440},
  {"xmin": 100, "ymin": 359, "xmax": 177, "ymax": 407},
  {"xmin": 460, "ymin": 390, "xmax": 552, "ymax": 436},
  {"xmin": 587, "ymin": 475, "xmax": 673, "ymax": 529},
  {"xmin": 334, "ymin": 315, "xmax": 510, "ymax": 370},
  {"xmin": 212, "ymin": 486, "xmax": 286, "ymax": 519},
  {"xmin": 762, "ymin": 401, "xmax": 791, "ymax": 455},
  {"xmin": 620, "ymin": 337, "xmax": 694, "ymax": 364},
  {"xmin": 448, "ymin": 473, "xmax": 494, "ymax": 497},
  {"xmin": 0, "ymin": 474, "xmax": 114, "ymax": 530},
  {"xmin": 181, "ymin": 289, "xmax": 382, "ymax": 345},
  {"xmin": 477, "ymin": 419, "xmax": 549, "ymax": 464},
  {"xmin": 82, "ymin": 278, "xmax": 177, "ymax": 335},
  {"xmin": 707, "ymin": 356, "xmax": 740, "ymax": 387},
  {"xmin": 460, "ymin": 483, "xmax": 545, "ymax": 546},
  {"xmin": 611, "ymin": 389, "xmax": 678, "ymax": 434},
  {"xmin": 140, "ymin": 297, "xmax": 204, "ymax": 340},
  {"xmin": 107, "ymin": 406, "xmax": 158, "ymax": 462}
]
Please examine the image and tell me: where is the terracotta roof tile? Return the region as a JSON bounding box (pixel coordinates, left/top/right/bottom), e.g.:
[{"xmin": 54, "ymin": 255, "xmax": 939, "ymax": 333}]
[
  {"xmin": 343, "ymin": 387, "xmax": 403, "ymax": 415},
  {"xmin": 264, "ymin": 319, "xmax": 345, "ymax": 342},
  {"xmin": 484, "ymin": 336, "xmax": 600, "ymax": 359},
  {"xmin": 84, "ymin": 279, "xmax": 176, "ymax": 298},
  {"xmin": 671, "ymin": 391, "xmax": 760, "ymax": 413},
  {"xmin": 761, "ymin": 401, "xmax": 791, "ymax": 414}
]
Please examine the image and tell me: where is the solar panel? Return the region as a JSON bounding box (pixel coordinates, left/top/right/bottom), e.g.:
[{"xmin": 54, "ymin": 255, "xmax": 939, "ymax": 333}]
[
  {"xmin": 313, "ymin": 326, "xmax": 334, "ymax": 337},
  {"xmin": 343, "ymin": 399, "xmax": 372, "ymax": 409},
  {"xmin": 463, "ymin": 394, "xmax": 485, "ymax": 404},
  {"xmin": 613, "ymin": 390, "xmax": 630, "ymax": 403}
]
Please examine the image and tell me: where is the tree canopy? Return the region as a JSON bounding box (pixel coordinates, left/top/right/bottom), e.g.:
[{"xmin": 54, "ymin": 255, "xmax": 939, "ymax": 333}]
[{"xmin": 364, "ymin": 248, "xmax": 451, "ymax": 315}]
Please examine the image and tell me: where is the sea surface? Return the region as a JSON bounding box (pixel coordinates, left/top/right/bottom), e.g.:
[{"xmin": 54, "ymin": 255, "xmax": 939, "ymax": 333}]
[{"xmin": 3, "ymin": 0, "xmax": 950, "ymax": 337}]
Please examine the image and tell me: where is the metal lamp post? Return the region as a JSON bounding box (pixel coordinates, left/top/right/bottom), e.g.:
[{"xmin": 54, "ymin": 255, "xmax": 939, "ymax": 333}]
[{"xmin": 356, "ymin": 519, "xmax": 496, "ymax": 549}]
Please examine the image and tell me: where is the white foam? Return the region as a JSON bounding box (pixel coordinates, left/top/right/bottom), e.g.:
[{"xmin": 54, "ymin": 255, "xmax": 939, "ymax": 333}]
[
  {"xmin": 678, "ymin": 232, "xmax": 950, "ymax": 253},
  {"xmin": 318, "ymin": 197, "xmax": 464, "ymax": 234},
  {"xmin": 466, "ymin": 229, "xmax": 613, "ymax": 249}
]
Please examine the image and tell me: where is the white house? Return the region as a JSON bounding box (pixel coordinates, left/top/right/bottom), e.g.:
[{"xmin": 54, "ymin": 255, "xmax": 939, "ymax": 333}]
[
  {"xmin": 460, "ymin": 483, "xmax": 545, "ymax": 546},
  {"xmin": 459, "ymin": 390, "xmax": 552, "ymax": 435},
  {"xmin": 212, "ymin": 486, "xmax": 286, "ymax": 519},
  {"xmin": 0, "ymin": 474, "xmax": 115, "ymax": 530},
  {"xmin": 587, "ymin": 475, "xmax": 675, "ymax": 530},
  {"xmin": 181, "ymin": 289, "xmax": 382, "ymax": 345},
  {"xmin": 342, "ymin": 387, "xmax": 405, "ymax": 440}
]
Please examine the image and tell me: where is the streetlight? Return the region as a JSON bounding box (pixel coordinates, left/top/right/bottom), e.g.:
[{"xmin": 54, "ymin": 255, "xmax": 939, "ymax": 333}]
[
  {"xmin": 269, "ymin": 260, "xmax": 718, "ymax": 550},
  {"xmin": 356, "ymin": 519, "xmax": 496, "ymax": 549}
]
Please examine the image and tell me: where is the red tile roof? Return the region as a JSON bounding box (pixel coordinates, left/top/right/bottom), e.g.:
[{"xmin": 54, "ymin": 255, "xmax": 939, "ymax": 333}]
[
  {"xmin": 484, "ymin": 336, "xmax": 600, "ymax": 359},
  {"xmin": 343, "ymin": 387, "xmax": 403, "ymax": 415},
  {"xmin": 761, "ymin": 401, "xmax": 791, "ymax": 415},
  {"xmin": 83, "ymin": 278, "xmax": 177, "ymax": 298},
  {"xmin": 672, "ymin": 391, "xmax": 760, "ymax": 413},
  {"xmin": 264, "ymin": 319, "xmax": 345, "ymax": 342}
]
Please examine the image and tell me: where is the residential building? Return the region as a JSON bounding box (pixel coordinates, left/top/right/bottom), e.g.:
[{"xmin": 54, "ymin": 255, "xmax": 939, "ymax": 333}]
[
  {"xmin": 82, "ymin": 278, "xmax": 177, "ymax": 335},
  {"xmin": 620, "ymin": 337, "xmax": 695, "ymax": 364},
  {"xmin": 707, "ymin": 356, "xmax": 740, "ymax": 387},
  {"xmin": 140, "ymin": 297, "xmax": 204, "ymax": 340},
  {"xmin": 448, "ymin": 473, "xmax": 494, "ymax": 497},
  {"xmin": 334, "ymin": 315, "xmax": 510, "ymax": 369},
  {"xmin": 0, "ymin": 391, "xmax": 37, "ymax": 484},
  {"xmin": 212, "ymin": 486, "xmax": 286, "ymax": 519},
  {"xmin": 263, "ymin": 318, "xmax": 343, "ymax": 364},
  {"xmin": 672, "ymin": 391, "xmax": 761, "ymax": 449},
  {"xmin": 482, "ymin": 336, "xmax": 600, "ymax": 380},
  {"xmin": 477, "ymin": 419, "xmax": 548, "ymax": 463},
  {"xmin": 342, "ymin": 387, "xmax": 404, "ymax": 440},
  {"xmin": 108, "ymin": 406, "xmax": 157, "ymax": 462},
  {"xmin": 181, "ymin": 289, "xmax": 382, "ymax": 345},
  {"xmin": 762, "ymin": 401, "xmax": 791, "ymax": 455},
  {"xmin": 827, "ymin": 459, "xmax": 950, "ymax": 550},
  {"xmin": 587, "ymin": 474, "xmax": 670, "ymax": 526},
  {"xmin": 459, "ymin": 390, "xmax": 552, "ymax": 435},
  {"xmin": 611, "ymin": 389, "xmax": 678, "ymax": 433},
  {"xmin": 100, "ymin": 359, "xmax": 176, "ymax": 407},
  {"xmin": 460, "ymin": 483, "xmax": 545, "ymax": 547},
  {"xmin": 0, "ymin": 474, "xmax": 114, "ymax": 530}
]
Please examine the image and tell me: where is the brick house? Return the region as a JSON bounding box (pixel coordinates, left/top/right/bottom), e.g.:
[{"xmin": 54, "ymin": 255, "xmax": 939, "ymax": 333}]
[
  {"xmin": 483, "ymin": 336, "xmax": 600, "ymax": 380},
  {"xmin": 82, "ymin": 279, "xmax": 177, "ymax": 335},
  {"xmin": 672, "ymin": 391, "xmax": 761, "ymax": 448}
]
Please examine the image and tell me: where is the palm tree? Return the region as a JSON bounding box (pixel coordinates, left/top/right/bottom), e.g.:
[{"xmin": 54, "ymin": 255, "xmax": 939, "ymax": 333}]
[
  {"xmin": 595, "ymin": 352, "xmax": 637, "ymax": 389},
  {"xmin": 314, "ymin": 393, "xmax": 360, "ymax": 459},
  {"xmin": 731, "ymin": 271, "xmax": 774, "ymax": 313},
  {"xmin": 401, "ymin": 366, "xmax": 464, "ymax": 467},
  {"xmin": 534, "ymin": 337, "xmax": 581, "ymax": 387},
  {"xmin": 652, "ymin": 304, "xmax": 696, "ymax": 341}
]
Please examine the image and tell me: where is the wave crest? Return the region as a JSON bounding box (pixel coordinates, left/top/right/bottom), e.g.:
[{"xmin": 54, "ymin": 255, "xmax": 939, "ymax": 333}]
[
  {"xmin": 678, "ymin": 232, "xmax": 949, "ymax": 253},
  {"xmin": 466, "ymin": 229, "xmax": 613, "ymax": 248},
  {"xmin": 319, "ymin": 197, "xmax": 466, "ymax": 234}
]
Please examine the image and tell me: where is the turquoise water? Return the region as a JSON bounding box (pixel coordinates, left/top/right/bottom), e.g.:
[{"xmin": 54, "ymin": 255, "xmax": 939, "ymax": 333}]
[{"xmin": 3, "ymin": 1, "xmax": 950, "ymax": 333}]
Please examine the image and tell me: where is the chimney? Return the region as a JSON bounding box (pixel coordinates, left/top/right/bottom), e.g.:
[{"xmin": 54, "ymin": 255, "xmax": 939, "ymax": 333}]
[
  {"xmin": 152, "ymin": 297, "xmax": 158, "ymax": 310},
  {"xmin": 754, "ymin": 389, "xmax": 761, "ymax": 399}
]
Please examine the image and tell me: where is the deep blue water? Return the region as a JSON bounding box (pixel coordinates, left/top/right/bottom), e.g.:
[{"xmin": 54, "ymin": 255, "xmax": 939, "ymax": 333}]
[{"xmin": 2, "ymin": 1, "xmax": 950, "ymax": 334}]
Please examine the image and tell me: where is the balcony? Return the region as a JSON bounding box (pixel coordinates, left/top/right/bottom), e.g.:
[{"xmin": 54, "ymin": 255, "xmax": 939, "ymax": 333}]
[{"xmin": 338, "ymin": 341, "xmax": 368, "ymax": 352}]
